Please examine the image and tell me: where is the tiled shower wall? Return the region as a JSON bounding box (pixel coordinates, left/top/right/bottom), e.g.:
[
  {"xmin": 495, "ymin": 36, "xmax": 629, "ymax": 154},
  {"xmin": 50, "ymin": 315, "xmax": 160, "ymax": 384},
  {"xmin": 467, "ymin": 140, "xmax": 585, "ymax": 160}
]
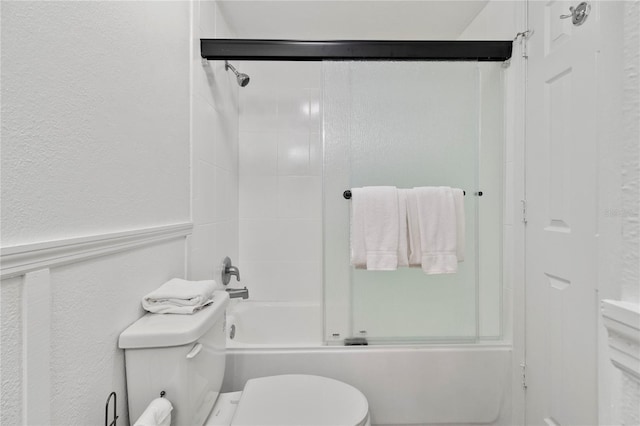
[
  {"xmin": 189, "ymin": 1, "xmax": 240, "ymax": 281},
  {"xmin": 237, "ymin": 62, "xmax": 323, "ymax": 303}
]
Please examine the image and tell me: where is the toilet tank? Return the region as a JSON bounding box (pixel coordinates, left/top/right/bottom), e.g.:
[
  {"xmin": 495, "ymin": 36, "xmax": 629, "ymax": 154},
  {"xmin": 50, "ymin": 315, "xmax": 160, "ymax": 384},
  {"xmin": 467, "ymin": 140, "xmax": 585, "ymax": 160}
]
[{"xmin": 119, "ymin": 291, "xmax": 230, "ymax": 426}]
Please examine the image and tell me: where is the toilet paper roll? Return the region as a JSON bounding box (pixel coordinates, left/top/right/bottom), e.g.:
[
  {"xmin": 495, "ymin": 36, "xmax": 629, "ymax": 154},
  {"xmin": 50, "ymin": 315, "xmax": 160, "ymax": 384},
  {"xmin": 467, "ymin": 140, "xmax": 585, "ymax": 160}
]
[{"xmin": 133, "ymin": 397, "xmax": 173, "ymax": 426}]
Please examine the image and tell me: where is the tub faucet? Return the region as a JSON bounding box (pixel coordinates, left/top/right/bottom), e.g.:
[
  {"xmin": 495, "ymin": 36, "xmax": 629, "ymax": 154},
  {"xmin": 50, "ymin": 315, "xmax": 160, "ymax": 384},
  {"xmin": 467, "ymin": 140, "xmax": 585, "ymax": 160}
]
[
  {"xmin": 226, "ymin": 287, "xmax": 249, "ymax": 299},
  {"xmin": 221, "ymin": 257, "xmax": 246, "ymax": 298},
  {"xmin": 221, "ymin": 256, "xmax": 241, "ymax": 285}
]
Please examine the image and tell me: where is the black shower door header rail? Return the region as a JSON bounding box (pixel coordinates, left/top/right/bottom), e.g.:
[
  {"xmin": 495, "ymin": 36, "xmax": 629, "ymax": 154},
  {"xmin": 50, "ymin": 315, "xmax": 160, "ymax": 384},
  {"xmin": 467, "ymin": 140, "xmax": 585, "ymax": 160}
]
[{"xmin": 201, "ymin": 39, "xmax": 513, "ymax": 62}]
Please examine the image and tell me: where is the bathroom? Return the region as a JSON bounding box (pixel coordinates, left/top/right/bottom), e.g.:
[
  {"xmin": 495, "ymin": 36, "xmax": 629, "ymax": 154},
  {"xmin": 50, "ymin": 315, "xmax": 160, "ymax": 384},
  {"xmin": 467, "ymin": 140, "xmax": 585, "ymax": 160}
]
[{"xmin": 1, "ymin": 1, "xmax": 638, "ymax": 425}]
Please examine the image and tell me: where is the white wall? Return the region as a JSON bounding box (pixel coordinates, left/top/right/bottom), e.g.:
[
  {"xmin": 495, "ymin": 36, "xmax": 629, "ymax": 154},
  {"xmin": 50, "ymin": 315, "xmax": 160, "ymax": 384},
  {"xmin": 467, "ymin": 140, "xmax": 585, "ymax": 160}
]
[
  {"xmin": 458, "ymin": 1, "xmax": 519, "ymax": 41},
  {"xmin": 1, "ymin": 1, "xmax": 190, "ymax": 246},
  {"xmin": 596, "ymin": 1, "xmax": 640, "ymax": 424},
  {"xmin": 189, "ymin": 1, "xmax": 240, "ymax": 282},
  {"xmin": 214, "ymin": 0, "xmax": 490, "ymax": 41},
  {"xmin": 618, "ymin": 1, "xmax": 640, "ymax": 306},
  {"xmin": 237, "ymin": 62, "xmax": 323, "ymax": 303},
  {"xmin": 1, "ymin": 1, "xmax": 240, "ymax": 424},
  {"xmin": 1, "ymin": 242, "xmax": 188, "ymax": 426}
]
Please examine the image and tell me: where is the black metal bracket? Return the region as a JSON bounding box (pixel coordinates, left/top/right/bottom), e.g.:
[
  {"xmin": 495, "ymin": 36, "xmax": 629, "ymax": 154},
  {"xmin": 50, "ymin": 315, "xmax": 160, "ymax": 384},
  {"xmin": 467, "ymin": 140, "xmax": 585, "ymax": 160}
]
[
  {"xmin": 344, "ymin": 337, "xmax": 369, "ymax": 346},
  {"xmin": 201, "ymin": 39, "xmax": 513, "ymax": 62}
]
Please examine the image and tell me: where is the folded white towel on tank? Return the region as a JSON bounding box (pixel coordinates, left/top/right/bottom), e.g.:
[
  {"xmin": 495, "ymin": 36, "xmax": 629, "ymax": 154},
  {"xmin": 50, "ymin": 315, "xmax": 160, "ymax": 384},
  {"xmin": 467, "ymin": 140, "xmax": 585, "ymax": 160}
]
[{"xmin": 142, "ymin": 278, "xmax": 215, "ymax": 314}]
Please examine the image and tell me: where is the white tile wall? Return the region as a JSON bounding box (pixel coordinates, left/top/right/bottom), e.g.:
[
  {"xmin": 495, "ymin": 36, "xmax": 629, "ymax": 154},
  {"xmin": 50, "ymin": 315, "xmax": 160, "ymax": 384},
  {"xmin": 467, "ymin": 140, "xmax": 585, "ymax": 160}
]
[
  {"xmin": 277, "ymin": 131, "xmax": 311, "ymax": 175},
  {"xmin": 189, "ymin": 223, "xmax": 217, "ymax": 279},
  {"xmin": 240, "ymin": 90, "xmax": 279, "ymax": 131},
  {"xmin": 277, "ymin": 89, "xmax": 311, "ymax": 131},
  {"xmin": 276, "ymin": 219, "xmax": 323, "ymax": 262},
  {"xmin": 193, "ymin": 160, "xmax": 216, "ymax": 225},
  {"xmin": 239, "ymin": 131, "xmax": 278, "ymax": 175},
  {"xmin": 239, "ymin": 219, "xmax": 280, "ymax": 262},
  {"xmin": 239, "ymin": 176, "xmax": 278, "ymax": 218},
  {"xmin": 238, "ymin": 61, "xmax": 323, "ymax": 303},
  {"xmin": 189, "ymin": 1, "xmax": 240, "ymax": 282},
  {"xmin": 277, "ymin": 177, "xmax": 322, "ymax": 218}
]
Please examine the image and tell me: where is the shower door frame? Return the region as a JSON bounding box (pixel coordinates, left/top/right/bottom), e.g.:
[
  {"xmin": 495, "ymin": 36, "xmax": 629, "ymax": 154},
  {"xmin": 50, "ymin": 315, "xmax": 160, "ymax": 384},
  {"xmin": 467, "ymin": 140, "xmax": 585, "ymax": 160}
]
[
  {"xmin": 321, "ymin": 61, "xmax": 506, "ymax": 345},
  {"xmin": 207, "ymin": 38, "xmax": 515, "ymax": 346},
  {"xmin": 200, "ymin": 39, "xmax": 513, "ymax": 62}
]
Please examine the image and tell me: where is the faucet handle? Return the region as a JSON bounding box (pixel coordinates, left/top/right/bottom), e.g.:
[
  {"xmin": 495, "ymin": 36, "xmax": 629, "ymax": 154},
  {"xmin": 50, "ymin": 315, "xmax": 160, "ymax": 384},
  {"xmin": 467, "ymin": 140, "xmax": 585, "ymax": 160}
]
[
  {"xmin": 221, "ymin": 257, "xmax": 241, "ymax": 285},
  {"xmin": 227, "ymin": 266, "xmax": 240, "ymax": 280}
]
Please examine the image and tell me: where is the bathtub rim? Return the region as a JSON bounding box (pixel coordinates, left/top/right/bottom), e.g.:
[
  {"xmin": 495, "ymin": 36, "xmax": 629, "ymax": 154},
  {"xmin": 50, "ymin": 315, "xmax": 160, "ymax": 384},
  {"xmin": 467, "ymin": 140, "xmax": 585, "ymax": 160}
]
[
  {"xmin": 222, "ymin": 342, "xmax": 513, "ymax": 424},
  {"xmin": 226, "ymin": 300, "xmax": 509, "ymax": 348},
  {"xmin": 226, "ymin": 341, "xmax": 513, "ymax": 354}
]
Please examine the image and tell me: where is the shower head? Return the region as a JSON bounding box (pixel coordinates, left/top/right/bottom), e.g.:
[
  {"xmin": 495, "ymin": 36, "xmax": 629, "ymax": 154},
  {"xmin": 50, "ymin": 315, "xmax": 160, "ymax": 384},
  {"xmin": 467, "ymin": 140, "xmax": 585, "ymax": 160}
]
[{"xmin": 225, "ymin": 61, "xmax": 250, "ymax": 87}]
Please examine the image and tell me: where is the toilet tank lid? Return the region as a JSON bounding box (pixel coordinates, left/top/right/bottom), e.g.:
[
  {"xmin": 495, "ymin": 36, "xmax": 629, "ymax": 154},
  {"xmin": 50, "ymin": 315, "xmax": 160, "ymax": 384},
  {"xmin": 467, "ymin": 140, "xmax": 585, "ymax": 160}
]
[{"xmin": 118, "ymin": 291, "xmax": 229, "ymax": 349}]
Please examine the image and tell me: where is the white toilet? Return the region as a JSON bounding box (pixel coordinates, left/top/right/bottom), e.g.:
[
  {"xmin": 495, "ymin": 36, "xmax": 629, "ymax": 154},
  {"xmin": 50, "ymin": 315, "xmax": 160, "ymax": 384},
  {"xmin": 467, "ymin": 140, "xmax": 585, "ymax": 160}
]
[{"xmin": 119, "ymin": 291, "xmax": 370, "ymax": 426}]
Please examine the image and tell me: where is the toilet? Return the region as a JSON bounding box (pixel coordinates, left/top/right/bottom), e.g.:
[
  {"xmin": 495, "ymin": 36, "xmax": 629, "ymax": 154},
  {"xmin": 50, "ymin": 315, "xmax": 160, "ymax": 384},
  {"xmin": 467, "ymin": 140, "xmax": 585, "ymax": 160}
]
[{"xmin": 119, "ymin": 291, "xmax": 370, "ymax": 426}]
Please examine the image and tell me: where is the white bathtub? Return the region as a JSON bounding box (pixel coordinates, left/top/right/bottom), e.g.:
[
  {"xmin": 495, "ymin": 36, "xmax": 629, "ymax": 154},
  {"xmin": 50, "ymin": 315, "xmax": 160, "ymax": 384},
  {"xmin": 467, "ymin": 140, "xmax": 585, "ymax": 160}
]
[
  {"xmin": 223, "ymin": 301, "xmax": 513, "ymax": 426},
  {"xmin": 226, "ymin": 300, "xmax": 322, "ymax": 347}
]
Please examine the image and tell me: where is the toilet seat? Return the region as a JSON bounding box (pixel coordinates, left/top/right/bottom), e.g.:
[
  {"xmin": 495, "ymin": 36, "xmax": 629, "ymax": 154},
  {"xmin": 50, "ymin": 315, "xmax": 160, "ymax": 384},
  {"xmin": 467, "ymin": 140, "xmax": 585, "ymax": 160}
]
[{"xmin": 230, "ymin": 374, "xmax": 369, "ymax": 426}]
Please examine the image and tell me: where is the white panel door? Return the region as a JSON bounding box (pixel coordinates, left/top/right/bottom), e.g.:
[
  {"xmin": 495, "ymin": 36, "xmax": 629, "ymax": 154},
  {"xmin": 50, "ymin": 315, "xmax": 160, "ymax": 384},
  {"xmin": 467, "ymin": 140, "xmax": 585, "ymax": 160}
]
[{"xmin": 525, "ymin": 1, "xmax": 599, "ymax": 425}]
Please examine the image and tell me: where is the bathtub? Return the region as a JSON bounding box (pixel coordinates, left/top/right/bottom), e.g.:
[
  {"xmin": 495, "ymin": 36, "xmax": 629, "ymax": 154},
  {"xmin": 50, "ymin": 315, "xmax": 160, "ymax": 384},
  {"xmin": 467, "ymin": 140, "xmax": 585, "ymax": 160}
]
[
  {"xmin": 226, "ymin": 300, "xmax": 322, "ymax": 347},
  {"xmin": 222, "ymin": 301, "xmax": 513, "ymax": 426}
]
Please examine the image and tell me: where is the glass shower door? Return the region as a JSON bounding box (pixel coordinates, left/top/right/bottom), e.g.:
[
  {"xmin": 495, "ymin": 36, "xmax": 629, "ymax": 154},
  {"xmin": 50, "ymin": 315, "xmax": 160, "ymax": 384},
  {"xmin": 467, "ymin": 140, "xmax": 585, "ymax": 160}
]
[{"xmin": 323, "ymin": 61, "xmax": 497, "ymax": 344}]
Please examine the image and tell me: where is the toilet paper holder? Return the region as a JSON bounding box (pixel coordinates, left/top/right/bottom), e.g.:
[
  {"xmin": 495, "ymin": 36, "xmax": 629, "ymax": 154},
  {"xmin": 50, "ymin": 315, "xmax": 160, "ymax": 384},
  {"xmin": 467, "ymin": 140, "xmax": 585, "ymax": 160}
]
[
  {"xmin": 105, "ymin": 391, "xmax": 165, "ymax": 426},
  {"xmin": 105, "ymin": 391, "xmax": 118, "ymax": 426}
]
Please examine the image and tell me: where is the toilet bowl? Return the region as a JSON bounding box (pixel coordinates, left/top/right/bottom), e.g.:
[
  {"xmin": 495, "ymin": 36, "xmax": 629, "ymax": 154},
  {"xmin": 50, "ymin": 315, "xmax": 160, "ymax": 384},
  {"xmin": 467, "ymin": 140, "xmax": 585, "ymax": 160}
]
[
  {"xmin": 119, "ymin": 291, "xmax": 369, "ymax": 426},
  {"xmin": 206, "ymin": 374, "xmax": 369, "ymax": 426}
]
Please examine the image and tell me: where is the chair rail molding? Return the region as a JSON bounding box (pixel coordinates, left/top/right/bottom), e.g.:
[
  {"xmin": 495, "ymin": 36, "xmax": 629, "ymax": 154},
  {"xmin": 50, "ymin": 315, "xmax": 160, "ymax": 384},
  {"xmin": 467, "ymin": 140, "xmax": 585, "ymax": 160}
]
[
  {"xmin": 601, "ymin": 299, "xmax": 640, "ymax": 381},
  {"xmin": 0, "ymin": 222, "xmax": 193, "ymax": 279}
]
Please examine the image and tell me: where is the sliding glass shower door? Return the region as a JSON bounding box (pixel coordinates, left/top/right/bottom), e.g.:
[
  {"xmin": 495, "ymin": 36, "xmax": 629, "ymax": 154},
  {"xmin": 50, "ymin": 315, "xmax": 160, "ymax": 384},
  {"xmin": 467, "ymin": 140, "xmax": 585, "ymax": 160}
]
[{"xmin": 323, "ymin": 61, "xmax": 504, "ymax": 344}]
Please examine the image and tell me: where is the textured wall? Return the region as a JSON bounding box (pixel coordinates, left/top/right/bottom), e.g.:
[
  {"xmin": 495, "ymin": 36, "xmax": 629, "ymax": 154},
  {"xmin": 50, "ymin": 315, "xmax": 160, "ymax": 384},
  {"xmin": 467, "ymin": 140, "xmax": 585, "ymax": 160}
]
[
  {"xmin": 596, "ymin": 3, "xmax": 626, "ymax": 425},
  {"xmin": 597, "ymin": 2, "xmax": 640, "ymax": 424},
  {"xmin": 0, "ymin": 240, "xmax": 188, "ymax": 426},
  {"xmin": 1, "ymin": 1, "xmax": 192, "ymax": 425},
  {"xmin": 592, "ymin": 1, "xmax": 639, "ymax": 425},
  {"xmin": 47, "ymin": 241, "xmax": 187, "ymax": 425},
  {"xmin": 0, "ymin": 276, "xmax": 24, "ymax": 425},
  {"xmin": 619, "ymin": 2, "xmax": 640, "ymax": 424},
  {"xmin": 621, "ymin": 0, "xmax": 640, "ymax": 304},
  {"xmin": 1, "ymin": 1, "xmax": 190, "ymax": 246}
]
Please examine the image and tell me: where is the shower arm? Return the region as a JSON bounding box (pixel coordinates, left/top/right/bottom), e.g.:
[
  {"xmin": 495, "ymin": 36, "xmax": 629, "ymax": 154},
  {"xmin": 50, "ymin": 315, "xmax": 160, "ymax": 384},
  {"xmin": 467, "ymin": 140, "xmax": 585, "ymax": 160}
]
[{"xmin": 225, "ymin": 61, "xmax": 239, "ymax": 76}]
